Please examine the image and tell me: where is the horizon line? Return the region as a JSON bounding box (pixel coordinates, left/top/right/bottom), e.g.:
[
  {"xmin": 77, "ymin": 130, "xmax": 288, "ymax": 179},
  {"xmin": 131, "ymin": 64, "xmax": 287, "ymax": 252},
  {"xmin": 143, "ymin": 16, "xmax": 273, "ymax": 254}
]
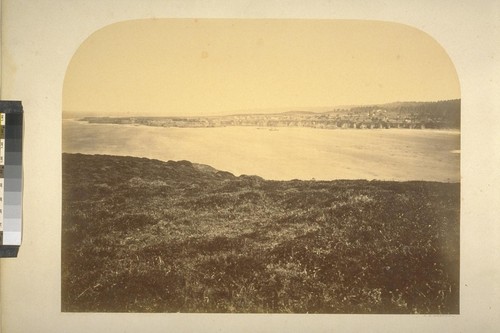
[{"xmin": 62, "ymin": 98, "xmax": 461, "ymax": 119}]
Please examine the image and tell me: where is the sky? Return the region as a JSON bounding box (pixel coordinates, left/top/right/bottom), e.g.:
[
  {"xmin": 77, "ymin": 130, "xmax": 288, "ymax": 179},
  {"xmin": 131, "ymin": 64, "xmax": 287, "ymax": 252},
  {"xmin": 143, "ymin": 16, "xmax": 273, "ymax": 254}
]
[{"xmin": 63, "ymin": 19, "xmax": 460, "ymax": 117}]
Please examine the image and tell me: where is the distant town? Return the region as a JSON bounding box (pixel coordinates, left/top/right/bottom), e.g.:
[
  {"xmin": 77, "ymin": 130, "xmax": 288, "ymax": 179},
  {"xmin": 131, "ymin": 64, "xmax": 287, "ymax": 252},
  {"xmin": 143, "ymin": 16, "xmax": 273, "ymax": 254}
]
[{"xmin": 81, "ymin": 99, "xmax": 460, "ymax": 130}]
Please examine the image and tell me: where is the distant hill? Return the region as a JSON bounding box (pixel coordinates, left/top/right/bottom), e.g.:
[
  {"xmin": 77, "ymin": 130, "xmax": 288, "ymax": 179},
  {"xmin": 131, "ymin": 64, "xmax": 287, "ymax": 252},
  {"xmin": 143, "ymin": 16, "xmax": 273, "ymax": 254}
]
[{"xmin": 342, "ymin": 99, "xmax": 460, "ymax": 128}]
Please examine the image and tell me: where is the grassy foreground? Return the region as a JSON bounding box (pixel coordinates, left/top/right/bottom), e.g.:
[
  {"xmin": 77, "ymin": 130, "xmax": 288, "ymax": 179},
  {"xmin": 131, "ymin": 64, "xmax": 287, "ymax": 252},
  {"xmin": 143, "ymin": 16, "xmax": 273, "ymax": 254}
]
[{"xmin": 62, "ymin": 153, "xmax": 459, "ymax": 313}]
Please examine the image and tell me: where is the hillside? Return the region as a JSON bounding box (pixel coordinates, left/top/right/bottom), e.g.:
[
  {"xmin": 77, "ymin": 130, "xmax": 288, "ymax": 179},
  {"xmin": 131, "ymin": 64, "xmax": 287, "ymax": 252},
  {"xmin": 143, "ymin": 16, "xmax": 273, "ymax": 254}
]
[
  {"xmin": 62, "ymin": 153, "xmax": 459, "ymax": 313},
  {"xmin": 345, "ymin": 99, "xmax": 460, "ymax": 128}
]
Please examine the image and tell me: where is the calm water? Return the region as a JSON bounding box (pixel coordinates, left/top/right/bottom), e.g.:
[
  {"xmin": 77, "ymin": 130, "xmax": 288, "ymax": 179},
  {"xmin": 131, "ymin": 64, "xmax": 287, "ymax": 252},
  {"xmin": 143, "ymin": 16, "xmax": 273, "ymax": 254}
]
[{"xmin": 62, "ymin": 119, "xmax": 460, "ymax": 182}]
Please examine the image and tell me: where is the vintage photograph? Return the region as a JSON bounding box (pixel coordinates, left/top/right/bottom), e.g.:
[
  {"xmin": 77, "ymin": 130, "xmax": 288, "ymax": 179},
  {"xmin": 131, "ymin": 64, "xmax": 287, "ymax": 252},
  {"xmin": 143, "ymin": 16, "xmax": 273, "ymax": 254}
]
[{"xmin": 61, "ymin": 19, "xmax": 460, "ymax": 313}]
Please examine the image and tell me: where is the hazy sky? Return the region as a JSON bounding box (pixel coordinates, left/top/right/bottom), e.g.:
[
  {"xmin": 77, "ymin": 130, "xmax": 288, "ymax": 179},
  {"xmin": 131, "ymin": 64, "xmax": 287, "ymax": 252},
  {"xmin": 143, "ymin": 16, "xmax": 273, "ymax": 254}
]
[{"xmin": 63, "ymin": 19, "xmax": 460, "ymax": 117}]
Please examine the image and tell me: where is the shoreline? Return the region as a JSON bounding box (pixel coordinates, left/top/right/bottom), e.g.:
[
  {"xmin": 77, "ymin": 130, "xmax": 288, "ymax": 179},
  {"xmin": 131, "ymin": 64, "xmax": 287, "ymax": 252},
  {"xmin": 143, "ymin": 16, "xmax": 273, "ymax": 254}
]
[{"xmin": 64, "ymin": 118, "xmax": 460, "ymax": 134}]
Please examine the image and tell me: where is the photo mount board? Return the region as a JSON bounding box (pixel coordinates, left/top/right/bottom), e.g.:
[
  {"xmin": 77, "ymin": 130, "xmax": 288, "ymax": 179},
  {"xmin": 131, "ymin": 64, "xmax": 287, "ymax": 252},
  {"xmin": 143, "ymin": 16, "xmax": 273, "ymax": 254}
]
[{"xmin": 1, "ymin": 1, "xmax": 500, "ymax": 332}]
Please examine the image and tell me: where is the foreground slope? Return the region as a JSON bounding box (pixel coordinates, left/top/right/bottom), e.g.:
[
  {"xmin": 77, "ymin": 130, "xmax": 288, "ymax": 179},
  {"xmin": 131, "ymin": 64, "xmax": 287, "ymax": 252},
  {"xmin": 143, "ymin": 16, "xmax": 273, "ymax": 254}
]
[{"xmin": 62, "ymin": 153, "xmax": 459, "ymax": 313}]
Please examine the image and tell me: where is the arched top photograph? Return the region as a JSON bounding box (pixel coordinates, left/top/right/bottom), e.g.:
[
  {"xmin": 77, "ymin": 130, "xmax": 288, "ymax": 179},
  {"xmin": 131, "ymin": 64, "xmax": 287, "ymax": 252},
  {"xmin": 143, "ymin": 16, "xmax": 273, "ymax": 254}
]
[{"xmin": 61, "ymin": 18, "xmax": 460, "ymax": 314}]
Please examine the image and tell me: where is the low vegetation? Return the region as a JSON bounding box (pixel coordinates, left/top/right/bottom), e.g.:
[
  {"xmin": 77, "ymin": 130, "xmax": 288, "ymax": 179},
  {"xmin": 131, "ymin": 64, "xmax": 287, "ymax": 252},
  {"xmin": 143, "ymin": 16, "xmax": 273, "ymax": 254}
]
[{"xmin": 62, "ymin": 153, "xmax": 459, "ymax": 313}]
